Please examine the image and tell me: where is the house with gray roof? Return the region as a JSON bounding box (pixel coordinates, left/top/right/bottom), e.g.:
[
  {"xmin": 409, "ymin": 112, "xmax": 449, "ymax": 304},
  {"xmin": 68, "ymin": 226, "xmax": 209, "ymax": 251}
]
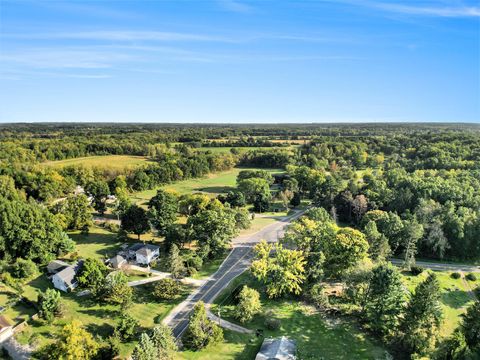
[
  {"xmin": 255, "ymin": 337, "xmax": 296, "ymax": 360},
  {"xmin": 51, "ymin": 261, "xmax": 83, "ymax": 292},
  {"xmin": 127, "ymin": 243, "xmax": 160, "ymax": 265},
  {"xmin": 47, "ymin": 259, "xmax": 71, "ymax": 274}
]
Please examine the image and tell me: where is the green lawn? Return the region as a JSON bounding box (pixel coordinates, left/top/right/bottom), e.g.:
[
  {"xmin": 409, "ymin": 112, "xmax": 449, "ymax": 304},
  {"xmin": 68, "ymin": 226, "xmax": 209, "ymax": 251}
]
[
  {"xmin": 130, "ymin": 167, "xmax": 283, "ymax": 205},
  {"xmin": 184, "ymin": 273, "xmax": 386, "ymax": 360},
  {"xmin": 41, "ymin": 155, "xmax": 153, "ymax": 170},
  {"xmin": 401, "ymin": 270, "xmax": 478, "ymax": 336},
  {"xmin": 67, "ymin": 226, "xmax": 123, "ymax": 261}
]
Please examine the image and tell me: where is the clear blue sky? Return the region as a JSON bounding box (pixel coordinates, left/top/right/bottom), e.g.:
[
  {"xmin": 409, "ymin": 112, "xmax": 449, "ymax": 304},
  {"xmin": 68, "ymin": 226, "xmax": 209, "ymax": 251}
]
[{"xmin": 0, "ymin": 0, "xmax": 479, "ymax": 123}]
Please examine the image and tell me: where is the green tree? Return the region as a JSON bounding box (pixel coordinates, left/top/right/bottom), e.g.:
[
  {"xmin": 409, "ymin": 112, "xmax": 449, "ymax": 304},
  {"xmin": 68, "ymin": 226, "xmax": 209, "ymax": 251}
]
[
  {"xmin": 38, "ymin": 288, "xmax": 62, "ymax": 322},
  {"xmin": 364, "ymin": 264, "xmax": 406, "ymax": 339},
  {"xmin": 103, "ymin": 271, "xmax": 133, "ymax": 309},
  {"xmin": 153, "ymin": 278, "xmax": 181, "ymax": 300},
  {"xmin": 55, "ymin": 194, "xmax": 92, "ymax": 230},
  {"xmin": 462, "ymin": 301, "xmax": 480, "ymax": 353},
  {"xmin": 76, "ymin": 258, "xmax": 108, "ymax": 297},
  {"xmin": 121, "ymin": 205, "xmax": 150, "ymax": 241},
  {"xmin": 364, "ymin": 221, "xmax": 391, "ymax": 261},
  {"xmin": 234, "ymin": 286, "xmax": 262, "ymax": 323},
  {"xmin": 398, "ymin": 273, "xmax": 443, "ymax": 356},
  {"xmin": 116, "ymin": 313, "xmax": 139, "ymax": 341},
  {"xmin": 132, "ymin": 333, "xmax": 158, "ymax": 360},
  {"xmin": 49, "ymin": 320, "xmax": 99, "ymax": 360},
  {"xmin": 167, "ymin": 244, "xmax": 185, "ymax": 279},
  {"xmin": 85, "ymin": 180, "xmax": 109, "ymax": 215},
  {"xmin": 251, "ymin": 241, "xmax": 306, "ymax": 298},
  {"xmin": 237, "ymin": 178, "xmax": 271, "ymax": 204},
  {"xmin": 148, "ymin": 190, "xmax": 178, "ymax": 236},
  {"xmin": 151, "ymin": 324, "xmax": 178, "ymax": 360},
  {"xmin": 183, "ymin": 301, "xmax": 223, "ymax": 350},
  {"xmin": 10, "ymin": 258, "xmax": 38, "ymax": 279}
]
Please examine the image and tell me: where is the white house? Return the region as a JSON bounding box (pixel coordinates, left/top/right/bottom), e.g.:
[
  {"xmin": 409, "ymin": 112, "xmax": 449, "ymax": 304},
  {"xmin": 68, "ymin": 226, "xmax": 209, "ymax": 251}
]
[
  {"xmin": 255, "ymin": 337, "xmax": 296, "ymax": 360},
  {"xmin": 52, "ymin": 261, "xmax": 83, "ymax": 292},
  {"xmin": 135, "ymin": 244, "xmax": 160, "ymax": 265}
]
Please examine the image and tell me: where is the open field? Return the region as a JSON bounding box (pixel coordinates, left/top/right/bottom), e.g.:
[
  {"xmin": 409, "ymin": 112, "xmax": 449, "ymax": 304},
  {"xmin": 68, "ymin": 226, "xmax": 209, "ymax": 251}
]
[
  {"xmin": 199, "ymin": 273, "xmax": 386, "ymax": 360},
  {"xmin": 130, "ymin": 167, "xmax": 283, "ymax": 205},
  {"xmin": 42, "ymin": 155, "xmax": 153, "ymax": 170}
]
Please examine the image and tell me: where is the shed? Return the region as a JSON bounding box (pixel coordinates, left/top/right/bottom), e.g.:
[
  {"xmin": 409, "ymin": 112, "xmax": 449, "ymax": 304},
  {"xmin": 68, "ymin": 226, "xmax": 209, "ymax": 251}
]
[
  {"xmin": 109, "ymin": 255, "xmax": 127, "ymax": 269},
  {"xmin": 255, "ymin": 337, "xmax": 296, "ymax": 360}
]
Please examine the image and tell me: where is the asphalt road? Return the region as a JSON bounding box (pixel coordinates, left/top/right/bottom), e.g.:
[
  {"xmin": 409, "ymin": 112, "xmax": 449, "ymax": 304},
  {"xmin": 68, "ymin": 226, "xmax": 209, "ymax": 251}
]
[
  {"xmin": 165, "ymin": 209, "xmax": 306, "ymax": 339},
  {"xmin": 390, "ymin": 258, "xmax": 480, "ymax": 273}
]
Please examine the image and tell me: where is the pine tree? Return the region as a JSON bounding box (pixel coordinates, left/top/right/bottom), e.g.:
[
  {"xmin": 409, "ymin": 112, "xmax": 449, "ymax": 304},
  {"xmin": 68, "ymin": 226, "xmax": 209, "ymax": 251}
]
[
  {"xmin": 183, "ymin": 301, "xmax": 223, "ymax": 350},
  {"xmin": 167, "ymin": 244, "xmax": 185, "ymax": 279},
  {"xmin": 132, "ymin": 333, "xmax": 158, "ymax": 360},
  {"xmin": 364, "ymin": 264, "xmax": 406, "ymax": 339},
  {"xmin": 151, "ymin": 324, "xmax": 178, "ymax": 360},
  {"xmin": 364, "ymin": 221, "xmax": 391, "ymax": 261},
  {"xmin": 399, "ymin": 273, "xmax": 443, "ymax": 356}
]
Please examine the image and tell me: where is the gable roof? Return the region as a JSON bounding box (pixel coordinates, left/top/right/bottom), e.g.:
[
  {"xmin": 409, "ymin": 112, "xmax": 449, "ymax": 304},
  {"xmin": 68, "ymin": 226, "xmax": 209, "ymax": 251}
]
[
  {"xmin": 47, "ymin": 260, "xmax": 70, "ymax": 274},
  {"xmin": 255, "ymin": 337, "xmax": 296, "ymax": 360},
  {"xmin": 135, "ymin": 244, "xmax": 160, "ymax": 257},
  {"xmin": 110, "ymin": 255, "xmax": 126, "ymax": 268},
  {"xmin": 54, "ymin": 261, "xmax": 83, "ymax": 288},
  {"xmin": 128, "ymin": 243, "xmax": 145, "ymax": 252}
]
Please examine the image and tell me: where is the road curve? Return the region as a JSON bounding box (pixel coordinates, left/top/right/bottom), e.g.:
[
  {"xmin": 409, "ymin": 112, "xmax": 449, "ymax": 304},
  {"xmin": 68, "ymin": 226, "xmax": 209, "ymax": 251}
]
[{"xmin": 164, "ymin": 209, "xmax": 306, "ymax": 339}]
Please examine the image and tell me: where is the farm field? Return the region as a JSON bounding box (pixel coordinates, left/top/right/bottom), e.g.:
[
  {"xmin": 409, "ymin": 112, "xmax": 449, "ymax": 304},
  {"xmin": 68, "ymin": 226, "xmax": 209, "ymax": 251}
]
[
  {"xmin": 130, "ymin": 167, "xmax": 283, "ymax": 205},
  {"xmin": 41, "ymin": 155, "xmax": 153, "ymax": 170},
  {"xmin": 198, "ymin": 273, "xmax": 386, "ymax": 360}
]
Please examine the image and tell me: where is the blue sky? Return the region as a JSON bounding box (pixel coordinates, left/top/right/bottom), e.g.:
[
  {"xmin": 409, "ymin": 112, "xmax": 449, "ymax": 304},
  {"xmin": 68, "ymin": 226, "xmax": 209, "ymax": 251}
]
[{"xmin": 0, "ymin": 0, "xmax": 479, "ymax": 123}]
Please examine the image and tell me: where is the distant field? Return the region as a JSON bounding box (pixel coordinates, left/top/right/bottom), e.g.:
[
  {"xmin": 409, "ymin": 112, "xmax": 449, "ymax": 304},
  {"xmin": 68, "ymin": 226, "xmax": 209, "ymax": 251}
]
[
  {"xmin": 42, "ymin": 155, "xmax": 153, "ymax": 170},
  {"xmin": 130, "ymin": 167, "xmax": 283, "ymax": 205},
  {"xmin": 197, "ymin": 146, "xmax": 294, "ymax": 154}
]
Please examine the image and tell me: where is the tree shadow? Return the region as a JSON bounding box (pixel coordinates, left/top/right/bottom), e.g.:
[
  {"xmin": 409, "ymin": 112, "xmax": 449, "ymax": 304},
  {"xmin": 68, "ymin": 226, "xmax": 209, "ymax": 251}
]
[
  {"xmin": 78, "ymin": 307, "xmax": 119, "ymax": 319},
  {"xmin": 84, "ymin": 321, "xmax": 115, "ymax": 338},
  {"xmin": 441, "ymin": 288, "xmax": 473, "ymax": 309},
  {"xmin": 194, "ymin": 186, "xmax": 235, "ymax": 194}
]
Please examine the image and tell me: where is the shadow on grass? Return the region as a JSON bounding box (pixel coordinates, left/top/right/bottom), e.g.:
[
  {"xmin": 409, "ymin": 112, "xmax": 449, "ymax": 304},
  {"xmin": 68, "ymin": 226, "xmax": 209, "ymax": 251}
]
[
  {"xmin": 195, "ymin": 186, "xmax": 235, "ymax": 194},
  {"xmin": 442, "ymin": 289, "xmax": 473, "ymax": 309},
  {"xmin": 85, "ymin": 322, "xmax": 115, "ymax": 338}
]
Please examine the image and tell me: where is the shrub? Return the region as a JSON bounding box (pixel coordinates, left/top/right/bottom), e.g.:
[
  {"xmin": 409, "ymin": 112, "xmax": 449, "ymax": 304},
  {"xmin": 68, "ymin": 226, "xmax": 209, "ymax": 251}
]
[
  {"xmin": 410, "ymin": 265, "xmax": 424, "ymax": 276},
  {"xmin": 153, "ymin": 278, "xmax": 181, "ymax": 300},
  {"xmin": 234, "ymin": 286, "xmax": 262, "ymax": 323},
  {"xmin": 115, "ymin": 313, "xmax": 138, "ymax": 341},
  {"xmin": 11, "ymin": 258, "xmax": 38, "ymax": 279},
  {"xmin": 308, "ymin": 283, "xmax": 329, "ymax": 308},
  {"xmin": 450, "ymin": 272, "xmax": 461, "ymax": 279},
  {"xmin": 465, "ymin": 273, "xmax": 477, "ymax": 281}
]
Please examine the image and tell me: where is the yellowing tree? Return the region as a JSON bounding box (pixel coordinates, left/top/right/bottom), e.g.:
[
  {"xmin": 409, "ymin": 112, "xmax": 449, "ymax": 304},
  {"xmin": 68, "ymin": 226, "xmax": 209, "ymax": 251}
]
[{"xmin": 51, "ymin": 320, "xmax": 98, "ymax": 360}]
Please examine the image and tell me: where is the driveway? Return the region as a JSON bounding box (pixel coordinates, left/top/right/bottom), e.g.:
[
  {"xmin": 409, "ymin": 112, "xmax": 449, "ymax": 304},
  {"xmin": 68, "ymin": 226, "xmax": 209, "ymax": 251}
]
[{"xmin": 164, "ymin": 209, "xmax": 306, "ymax": 339}]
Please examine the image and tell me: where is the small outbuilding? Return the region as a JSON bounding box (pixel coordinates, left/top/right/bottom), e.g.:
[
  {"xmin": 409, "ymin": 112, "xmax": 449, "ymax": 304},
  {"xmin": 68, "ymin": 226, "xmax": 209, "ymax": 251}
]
[
  {"xmin": 109, "ymin": 255, "xmax": 127, "ymax": 269},
  {"xmin": 52, "ymin": 261, "xmax": 83, "ymax": 292},
  {"xmin": 255, "ymin": 336, "xmax": 296, "ymax": 360}
]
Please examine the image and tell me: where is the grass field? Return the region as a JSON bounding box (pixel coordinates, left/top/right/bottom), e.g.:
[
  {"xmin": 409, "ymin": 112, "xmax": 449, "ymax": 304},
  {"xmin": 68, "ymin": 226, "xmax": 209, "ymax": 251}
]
[
  {"xmin": 42, "ymin": 155, "xmax": 153, "ymax": 170},
  {"xmin": 189, "ymin": 273, "xmax": 386, "ymax": 360},
  {"xmin": 130, "ymin": 167, "xmax": 283, "ymax": 205}
]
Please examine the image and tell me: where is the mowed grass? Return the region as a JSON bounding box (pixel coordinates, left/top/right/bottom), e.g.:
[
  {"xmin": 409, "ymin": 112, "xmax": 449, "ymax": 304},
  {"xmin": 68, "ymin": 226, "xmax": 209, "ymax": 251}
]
[
  {"xmin": 42, "ymin": 155, "xmax": 153, "ymax": 170},
  {"xmin": 401, "ymin": 270, "xmax": 478, "ymax": 336},
  {"xmin": 130, "ymin": 167, "xmax": 283, "ymax": 205},
  {"xmin": 186, "ymin": 274, "xmax": 386, "ymax": 360}
]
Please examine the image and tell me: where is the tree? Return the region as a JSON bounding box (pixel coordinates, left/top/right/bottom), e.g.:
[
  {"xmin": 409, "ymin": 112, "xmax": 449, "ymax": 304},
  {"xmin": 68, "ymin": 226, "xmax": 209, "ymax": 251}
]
[
  {"xmin": 103, "ymin": 271, "xmax": 133, "ymax": 309},
  {"xmin": 251, "ymin": 241, "xmax": 306, "ymax": 298},
  {"xmin": 398, "ymin": 273, "xmax": 442, "ymax": 356},
  {"xmin": 278, "ymin": 189, "xmax": 293, "ymax": 210},
  {"xmin": 290, "ymin": 192, "xmax": 301, "ymax": 207},
  {"xmin": 220, "ymin": 191, "xmax": 246, "ymax": 208},
  {"xmin": 253, "ymin": 192, "xmax": 270, "ymax": 213},
  {"xmin": 121, "ymin": 205, "xmax": 150, "ymax": 241},
  {"xmin": 235, "ymin": 286, "xmax": 262, "ymax": 323},
  {"xmin": 76, "ymin": 258, "xmax": 108, "ymax": 297},
  {"xmin": 237, "ymin": 170, "xmax": 274, "ymax": 185},
  {"xmin": 148, "ymin": 190, "xmax": 178, "ymax": 236},
  {"xmin": 167, "ymin": 244, "xmax": 185, "ymax": 279},
  {"xmin": 352, "ymin": 194, "xmax": 368, "ymax": 223},
  {"xmin": 38, "ymin": 288, "xmax": 62, "ymax": 322},
  {"xmin": 116, "ymin": 313, "xmax": 139, "ymax": 341},
  {"xmin": 183, "ymin": 301, "xmax": 223, "ymax": 350},
  {"xmin": 153, "ymin": 278, "xmax": 181, "ymax": 300},
  {"xmin": 178, "ymin": 194, "xmax": 210, "ymax": 217},
  {"xmin": 10, "ymin": 258, "xmax": 38, "ymax": 279},
  {"xmin": 49, "ymin": 320, "xmax": 99, "ymax": 360},
  {"xmin": 461, "ymin": 301, "xmax": 480, "ymax": 353},
  {"xmin": 151, "ymin": 325, "xmax": 178, "ymax": 360},
  {"xmin": 401, "ymin": 217, "xmax": 424, "ymax": 270},
  {"xmin": 55, "ymin": 194, "xmax": 92, "ymax": 230},
  {"xmin": 237, "ymin": 178, "xmax": 271, "ymax": 204},
  {"xmin": 364, "ymin": 264, "xmax": 406, "ymax": 339},
  {"xmin": 85, "ymin": 180, "xmax": 109, "ymax": 215},
  {"xmin": 132, "ymin": 333, "xmax": 158, "ymax": 360},
  {"xmin": 364, "ymin": 221, "xmax": 391, "ymax": 261}
]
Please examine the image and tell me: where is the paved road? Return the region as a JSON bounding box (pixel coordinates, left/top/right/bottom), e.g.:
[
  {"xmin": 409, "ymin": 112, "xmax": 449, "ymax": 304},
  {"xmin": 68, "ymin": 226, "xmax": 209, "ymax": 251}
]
[
  {"xmin": 164, "ymin": 209, "xmax": 306, "ymax": 339},
  {"xmin": 390, "ymin": 258, "xmax": 480, "ymax": 273}
]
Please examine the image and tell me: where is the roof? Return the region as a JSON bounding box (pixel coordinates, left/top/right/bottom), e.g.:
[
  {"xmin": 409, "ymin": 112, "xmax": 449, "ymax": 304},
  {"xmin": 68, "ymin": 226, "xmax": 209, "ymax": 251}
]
[
  {"xmin": 54, "ymin": 261, "xmax": 83, "ymax": 287},
  {"xmin": 110, "ymin": 255, "xmax": 126, "ymax": 267},
  {"xmin": 255, "ymin": 337, "xmax": 296, "ymax": 360},
  {"xmin": 134, "ymin": 244, "xmax": 160, "ymax": 257},
  {"xmin": 128, "ymin": 243, "xmax": 145, "ymax": 252},
  {"xmin": 47, "ymin": 260, "xmax": 70, "ymax": 273},
  {"xmin": 0, "ymin": 315, "xmax": 12, "ymax": 330}
]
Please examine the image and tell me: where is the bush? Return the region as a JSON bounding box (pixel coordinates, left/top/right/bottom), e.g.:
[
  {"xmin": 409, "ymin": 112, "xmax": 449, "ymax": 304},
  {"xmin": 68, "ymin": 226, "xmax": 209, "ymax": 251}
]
[
  {"xmin": 264, "ymin": 312, "xmax": 281, "ymax": 330},
  {"xmin": 11, "ymin": 258, "xmax": 38, "ymax": 279},
  {"xmin": 115, "ymin": 313, "xmax": 138, "ymax": 341},
  {"xmin": 153, "ymin": 278, "xmax": 181, "ymax": 300},
  {"xmin": 308, "ymin": 283, "xmax": 329, "ymax": 308},
  {"xmin": 234, "ymin": 286, "xmax": 262, "ymax": 323},
  {"xmin": 465, "ymin": 273, "xmax": 477, "ymax": 281},
  {"xmin": 410, "ymin": 265, "xmax": 424, "ymax": 276},
  {"xmin": 450, "ymin": 272, "xmax": 461, "ymax": 279}
]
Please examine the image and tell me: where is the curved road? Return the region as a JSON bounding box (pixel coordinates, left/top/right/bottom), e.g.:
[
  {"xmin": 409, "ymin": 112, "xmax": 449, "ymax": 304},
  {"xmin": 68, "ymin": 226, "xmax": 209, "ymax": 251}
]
[{"xmin": 163, "ymin": 209, "xmax": 306, "ymax": 339}]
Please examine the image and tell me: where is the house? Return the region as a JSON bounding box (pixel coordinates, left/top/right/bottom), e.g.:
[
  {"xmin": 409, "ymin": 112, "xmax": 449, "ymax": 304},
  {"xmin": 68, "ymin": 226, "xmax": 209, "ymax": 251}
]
[
  {"xmin": 135, "ymin": 244, "xmax": 160, "ymax": 265},
  {"xmin": 0, "ymin": 315, "xmax": 13, "ymax": 343},
  {"xmin": 47, "ymin": 259, "xmax": 71, "ymax": 274},
  {"xmin": 127, "ymin": 243, "xmax": 160, "ymax": 265},
  {"xmin": 255, "ymin": 337, "xmax": 296, "ymax": 360},
  {"xmin": 52, "ymin": 261, "xmax": 83, "ymax": 292},
  {"xmin": 109, "ymin": 255, "xmax": 127, "ymax": 269}
]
